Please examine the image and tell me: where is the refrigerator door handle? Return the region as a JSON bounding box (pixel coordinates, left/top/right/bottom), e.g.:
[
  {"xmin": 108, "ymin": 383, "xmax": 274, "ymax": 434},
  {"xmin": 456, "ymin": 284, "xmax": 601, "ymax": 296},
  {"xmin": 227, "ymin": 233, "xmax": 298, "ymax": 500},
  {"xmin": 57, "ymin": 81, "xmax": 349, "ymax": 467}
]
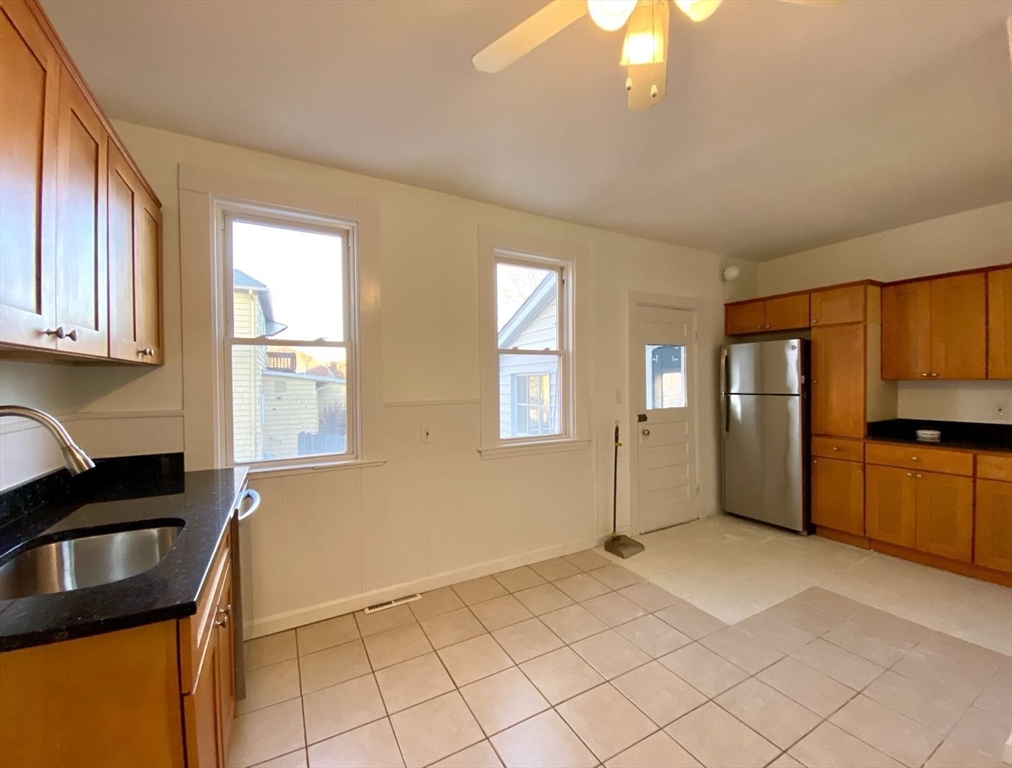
[{"xmin": 720, "ymin": 348, "xmax": 730, "ymax": 432}]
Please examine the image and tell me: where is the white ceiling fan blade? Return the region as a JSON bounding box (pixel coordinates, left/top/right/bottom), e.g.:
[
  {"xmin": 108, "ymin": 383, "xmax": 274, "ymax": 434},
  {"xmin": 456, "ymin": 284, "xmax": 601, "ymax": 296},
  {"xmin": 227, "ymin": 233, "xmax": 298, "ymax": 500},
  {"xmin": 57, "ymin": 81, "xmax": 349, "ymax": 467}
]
[{"xmin": 472, "ymin": 0, "xmax": 589, "ymax": 74}]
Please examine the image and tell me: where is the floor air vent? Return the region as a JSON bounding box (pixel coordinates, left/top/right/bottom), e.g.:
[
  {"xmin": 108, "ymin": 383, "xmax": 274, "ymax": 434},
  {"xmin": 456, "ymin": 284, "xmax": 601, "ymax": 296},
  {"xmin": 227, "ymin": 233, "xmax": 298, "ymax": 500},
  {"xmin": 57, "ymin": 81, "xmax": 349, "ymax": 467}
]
[{"xmin": 363, "ymin": 593, "xmax": 422, "ymax": 614}]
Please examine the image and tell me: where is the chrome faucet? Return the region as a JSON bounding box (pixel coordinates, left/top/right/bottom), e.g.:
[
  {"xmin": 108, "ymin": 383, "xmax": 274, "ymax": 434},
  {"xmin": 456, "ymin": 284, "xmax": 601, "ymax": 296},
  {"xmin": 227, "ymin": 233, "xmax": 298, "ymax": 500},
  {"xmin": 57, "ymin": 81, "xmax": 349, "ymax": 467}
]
[{"xmin": 0, "ymin": 406, "xmax": 95, "ymax": 476}]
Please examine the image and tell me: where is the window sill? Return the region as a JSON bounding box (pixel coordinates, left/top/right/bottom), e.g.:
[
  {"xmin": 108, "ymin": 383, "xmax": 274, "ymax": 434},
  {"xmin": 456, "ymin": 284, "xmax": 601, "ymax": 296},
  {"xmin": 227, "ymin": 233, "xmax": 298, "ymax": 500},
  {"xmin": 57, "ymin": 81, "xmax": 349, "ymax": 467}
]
[
  {"xmin": 477, "ymin": 439, "xmax": 591, "ymax": 461},
  {"xmin": 244, "ymin": 457, "xmax": 387, "ymax": 478}
]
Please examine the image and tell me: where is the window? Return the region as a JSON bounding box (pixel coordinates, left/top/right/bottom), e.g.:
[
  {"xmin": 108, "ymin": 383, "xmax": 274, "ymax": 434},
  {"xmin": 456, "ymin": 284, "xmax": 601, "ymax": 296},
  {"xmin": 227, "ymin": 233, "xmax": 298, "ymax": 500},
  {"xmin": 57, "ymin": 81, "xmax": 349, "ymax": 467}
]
[
  {"xmin": 223, "ymin": 209, "xmax": 356, "ymax": 466},
  {"xmin": 495, "ymin": 256, "xmax": 567, "ymax": 441},
  {"xmin": 645, "ymin": 344, "xmax": 686, "ymax": 409}
]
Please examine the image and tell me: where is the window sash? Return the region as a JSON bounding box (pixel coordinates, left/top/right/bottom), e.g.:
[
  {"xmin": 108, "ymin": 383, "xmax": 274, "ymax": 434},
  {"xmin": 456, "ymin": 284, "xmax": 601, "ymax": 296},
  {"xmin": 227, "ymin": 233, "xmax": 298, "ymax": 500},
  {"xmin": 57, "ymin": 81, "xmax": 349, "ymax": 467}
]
[{"xmin": 495, "ymin": 256, "xmax": 564, "ymax": 354}]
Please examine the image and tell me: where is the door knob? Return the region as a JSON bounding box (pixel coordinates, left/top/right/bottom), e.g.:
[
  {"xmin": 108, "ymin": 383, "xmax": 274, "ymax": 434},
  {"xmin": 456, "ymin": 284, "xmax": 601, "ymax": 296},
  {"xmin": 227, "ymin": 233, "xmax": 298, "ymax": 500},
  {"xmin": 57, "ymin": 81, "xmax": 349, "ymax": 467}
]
[{"xmin": 642, "ymin": 429, "xmax": 651, "ymax": 436}]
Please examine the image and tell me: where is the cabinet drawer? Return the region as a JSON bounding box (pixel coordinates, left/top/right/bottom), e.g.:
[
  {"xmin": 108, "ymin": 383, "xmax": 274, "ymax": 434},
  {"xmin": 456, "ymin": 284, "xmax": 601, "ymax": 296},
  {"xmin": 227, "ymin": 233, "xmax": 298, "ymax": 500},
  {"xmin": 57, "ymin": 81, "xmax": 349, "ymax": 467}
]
[
  {"xmin": 812, "ymin": 437, "xmax": 863, "ymax": 462},
  {"xmin": 865, "ymin": 443, "xmax": 973, "ymax": 476},
  {"xmin": 977, "ymin": 454, "xmax": 1012, "ymax": 482},
  {"xmin": 179, "ymin": 527, "xmax": 231, "ymax": 694}
]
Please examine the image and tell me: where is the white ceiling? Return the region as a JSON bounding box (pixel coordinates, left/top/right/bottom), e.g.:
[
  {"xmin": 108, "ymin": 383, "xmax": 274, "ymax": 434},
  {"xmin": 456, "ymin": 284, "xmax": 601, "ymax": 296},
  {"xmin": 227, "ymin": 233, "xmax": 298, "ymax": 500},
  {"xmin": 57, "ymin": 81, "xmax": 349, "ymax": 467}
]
[{"xmin": 43, "ymin": 0, "xmax": 1012, "ymax": 261}]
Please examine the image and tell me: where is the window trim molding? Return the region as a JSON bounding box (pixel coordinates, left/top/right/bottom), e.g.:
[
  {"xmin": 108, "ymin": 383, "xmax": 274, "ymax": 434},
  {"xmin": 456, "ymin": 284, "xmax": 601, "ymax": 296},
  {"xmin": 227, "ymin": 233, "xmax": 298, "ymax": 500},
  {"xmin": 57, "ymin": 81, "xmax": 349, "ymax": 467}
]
[
  {"xmin": 477, "ymin": 225, "xmax": 590, "ymax": 459},
  {"xmin": 178, "ymin": 163, "xmax": 383, "ymax": 471}
]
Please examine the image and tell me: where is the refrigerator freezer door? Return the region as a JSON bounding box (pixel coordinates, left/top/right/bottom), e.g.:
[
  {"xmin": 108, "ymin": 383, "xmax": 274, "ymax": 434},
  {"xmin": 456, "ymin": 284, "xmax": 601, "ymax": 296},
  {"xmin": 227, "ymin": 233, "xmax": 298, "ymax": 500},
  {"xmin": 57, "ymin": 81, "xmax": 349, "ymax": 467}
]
[
  {"xmin": 723, "ymin": 393, "xmax": 804, "ymax": 531},
  {"xmin": 725, "ymin": 341, "xmax": 802, "ymax": 395}
]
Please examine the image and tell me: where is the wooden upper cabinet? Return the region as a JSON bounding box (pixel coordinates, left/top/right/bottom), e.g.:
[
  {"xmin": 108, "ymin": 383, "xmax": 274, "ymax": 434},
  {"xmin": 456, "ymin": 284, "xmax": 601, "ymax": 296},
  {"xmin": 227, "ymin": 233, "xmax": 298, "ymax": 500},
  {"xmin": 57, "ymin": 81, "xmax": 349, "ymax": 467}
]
[
  {"xmin": 0, "ymin": 0, "xmax": 60, "ymax": 350},
  {"xmin": 811, "ymin": 456, "xmax": 864, "ymax": 536},
  {"xmin": 108, "ymin": 141, "xmax": 163, "ymax": 364},
  {"xmin": 987, "ymin": 267, "xmax": 1012, "ymax": 379},
  {"xmin": 811, "ymin": 324, "xmax": 864, "ymax": 438},
  {"xmin": 810, "ymin": 284, "xmax": 865, "ymax": 326},
  {"xmin": 882, "ymin": 281, "xmax": 931, "ymax": 379},
  {"xmin": 764, "ymin": 294, "xmax": 809, "ymax": 332},
  {"xmin": 726, "ymin": 300, "xmax": 766, "ymax": 335},
  {"xmin": 929, "ymin": 273, "xmax": 986, "ymax": 380},
  {"xmin": 865, "ymin": 463, "xmax": 917, "ymax": 548},
  {"xmin": 914, "ymin": 470, "xmax": 973, "ymax": 563},
  {"xmin": 975, "ymin": 480, "xmax": 1012, "ymax": 573}
]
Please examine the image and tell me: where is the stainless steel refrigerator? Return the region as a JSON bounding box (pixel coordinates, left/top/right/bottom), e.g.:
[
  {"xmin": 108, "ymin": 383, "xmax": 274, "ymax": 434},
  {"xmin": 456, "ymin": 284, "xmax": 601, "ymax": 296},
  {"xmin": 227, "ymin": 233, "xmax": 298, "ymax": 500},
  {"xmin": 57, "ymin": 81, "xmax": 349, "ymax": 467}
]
[{"xmin": 720, "ymin": 339, "xmax": 808, "ymax": 533}]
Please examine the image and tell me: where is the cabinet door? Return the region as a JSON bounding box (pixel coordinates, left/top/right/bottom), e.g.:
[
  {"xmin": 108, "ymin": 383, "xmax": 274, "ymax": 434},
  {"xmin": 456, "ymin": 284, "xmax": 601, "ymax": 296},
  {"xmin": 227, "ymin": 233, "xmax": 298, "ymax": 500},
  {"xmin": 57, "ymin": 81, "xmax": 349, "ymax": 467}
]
[
  {"xmin": 882, "ymin": 281, "xmax": 931, "ymax": 379},
  {"xmin": 975, "ymin": 480, "xmax": 1012, "ymax": 573},
  {"xmin": 54, "ymin": 71, "xmax": 107, "ymax": 356},
  {"xmin": 108, "ymin": 142, "xmax": 163, "ymax": 364},
  {"xmin": 764, "ymin": 294, "xmax": 810, "ymax": 332},
  {"xmin": 929, "ymin": 273, "xmax": 986, "ymax": 380},
  {"xmin": 987, "ymin": 268, "xmax": 1012, "ymax": 380},
  {"xmin": 215, "ymin": 569, "xmax": 235, "ymax": 763},
  {"xmin": 811, "ymin": 457, "xmax": 864, "ymax": 535},
  {"xmin": 0, "ymin": 0, "xmax": 60, "ymax": 350},
  {"xmin": 726, "ymin": 301, "xmax": 765, "ymax": 335},
  {"xmin": 810, "ymin": 284, "xmax": 865, "ymax": 326},
  {"xmin": 182, "ymin": 631, "xmax": 224, "ymax": 768},
  {"xmin": 866, "ymin": 464, "xmax": 916, "ymax": 548},
  {"xmin": 811, "ymin": 324, "xmax": 864, "ymax": 438},
  {"xmin": 914, "ymin": 471, "xmax": 973, "ymax": 563}
]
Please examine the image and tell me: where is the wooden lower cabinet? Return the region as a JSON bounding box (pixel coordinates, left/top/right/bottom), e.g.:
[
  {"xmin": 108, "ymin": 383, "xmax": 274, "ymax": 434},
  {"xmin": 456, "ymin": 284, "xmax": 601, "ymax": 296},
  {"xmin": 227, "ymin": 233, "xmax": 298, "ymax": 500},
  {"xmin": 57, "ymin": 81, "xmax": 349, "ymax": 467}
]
[
  {"xmin": 865, "ymin": 464, "xmax": 917, "ymax": 548},
  {"xmin": 914, "ymin": 471, "xmax": 973, "ymax": 563},
  {"xmin": 811, "ymin": 457, "xmax": 864, "ymax": 536},
  {"xmin": 975, "ymin": 480, "xmax": 1012, "ymax": 573}
]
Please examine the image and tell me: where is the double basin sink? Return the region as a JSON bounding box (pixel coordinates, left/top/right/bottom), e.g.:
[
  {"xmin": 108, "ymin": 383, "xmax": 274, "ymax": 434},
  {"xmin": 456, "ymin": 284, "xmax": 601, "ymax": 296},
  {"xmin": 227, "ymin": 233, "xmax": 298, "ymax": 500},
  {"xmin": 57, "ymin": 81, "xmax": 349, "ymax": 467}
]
[{"xmin": 0, "ymin": 523, "xmax": 183, "ymax": 601}]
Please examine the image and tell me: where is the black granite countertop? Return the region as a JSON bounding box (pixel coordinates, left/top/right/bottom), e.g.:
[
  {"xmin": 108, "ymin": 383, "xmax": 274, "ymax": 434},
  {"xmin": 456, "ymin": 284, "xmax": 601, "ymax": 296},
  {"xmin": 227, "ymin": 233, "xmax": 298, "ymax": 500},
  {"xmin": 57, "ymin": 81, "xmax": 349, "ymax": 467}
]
[
  {"xmin": 0, "ymin": 455, "xmax": 247, "ymax": 651},
  {"xmin": 866, "ymin": 419, "xmax": 1011, "ymax": 454}
]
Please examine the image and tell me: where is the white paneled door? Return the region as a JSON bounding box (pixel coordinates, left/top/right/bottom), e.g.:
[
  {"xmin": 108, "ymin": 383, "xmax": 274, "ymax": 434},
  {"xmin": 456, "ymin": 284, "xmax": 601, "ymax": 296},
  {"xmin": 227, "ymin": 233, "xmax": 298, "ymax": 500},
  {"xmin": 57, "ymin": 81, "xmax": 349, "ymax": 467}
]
[{"xmin": 634, "ymin": 305, "xmax": 698, "ymax": 533}]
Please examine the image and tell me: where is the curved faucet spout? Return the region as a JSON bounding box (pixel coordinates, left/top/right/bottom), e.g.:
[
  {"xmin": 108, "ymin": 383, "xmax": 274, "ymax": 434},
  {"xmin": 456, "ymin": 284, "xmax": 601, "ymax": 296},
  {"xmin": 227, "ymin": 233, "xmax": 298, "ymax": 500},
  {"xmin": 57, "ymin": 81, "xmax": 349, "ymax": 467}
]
[{"xmin": 0, "ymin": 406, "xmax": 95, "ymax": 476}]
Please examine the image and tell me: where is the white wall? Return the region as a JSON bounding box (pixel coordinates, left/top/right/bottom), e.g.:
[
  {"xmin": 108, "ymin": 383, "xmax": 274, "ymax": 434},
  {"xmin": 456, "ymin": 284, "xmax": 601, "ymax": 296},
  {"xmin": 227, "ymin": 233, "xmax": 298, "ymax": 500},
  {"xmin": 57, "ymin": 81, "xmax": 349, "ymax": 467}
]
[
  {"xmin": 0, "ymin": 120, "xmax": 756, "ymax": 634},
  {"xmin": 757, "ymin": 202, "xmax": 1012, "ymax": 425}
]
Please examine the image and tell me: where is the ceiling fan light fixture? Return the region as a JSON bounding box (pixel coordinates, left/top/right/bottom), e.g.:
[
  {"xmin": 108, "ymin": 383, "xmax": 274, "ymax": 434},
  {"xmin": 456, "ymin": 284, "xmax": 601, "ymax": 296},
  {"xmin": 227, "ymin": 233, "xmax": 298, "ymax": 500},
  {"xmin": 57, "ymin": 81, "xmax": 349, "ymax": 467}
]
[
  {"xmin": 587, "ymin": 0, "xmax": 638, "ymax": 31},
  {"xmin": 674, "ymin": 0, "xmax": 723, "ymax": 22},
  {"xmin": 620, "ymin": 1, "xmax": 667, "ymax": 66}
]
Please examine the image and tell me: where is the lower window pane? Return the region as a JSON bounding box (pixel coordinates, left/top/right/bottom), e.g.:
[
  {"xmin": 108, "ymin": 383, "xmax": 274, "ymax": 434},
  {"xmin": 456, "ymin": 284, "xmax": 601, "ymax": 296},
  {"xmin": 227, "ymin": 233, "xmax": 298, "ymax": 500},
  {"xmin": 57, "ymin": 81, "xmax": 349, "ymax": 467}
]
[
  {"xmin": 499, "ymin": 353, "xmax": 561, "ymax": 439},
  {"xmin": 232, "ymin": 345, "xmax": 348, "ymax": 463},
  {"xmin": 645, "ymin": 344, "xmax": 686, "ymax": 409}
]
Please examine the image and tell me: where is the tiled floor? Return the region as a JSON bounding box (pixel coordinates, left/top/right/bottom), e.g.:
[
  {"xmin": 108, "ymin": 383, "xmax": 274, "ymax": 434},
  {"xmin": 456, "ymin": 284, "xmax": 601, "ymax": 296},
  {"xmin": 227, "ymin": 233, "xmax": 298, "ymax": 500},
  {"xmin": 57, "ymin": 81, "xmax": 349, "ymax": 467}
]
[{"xmin": 231, "ymin": 516, "xmax": 1012, "ymax": 768}]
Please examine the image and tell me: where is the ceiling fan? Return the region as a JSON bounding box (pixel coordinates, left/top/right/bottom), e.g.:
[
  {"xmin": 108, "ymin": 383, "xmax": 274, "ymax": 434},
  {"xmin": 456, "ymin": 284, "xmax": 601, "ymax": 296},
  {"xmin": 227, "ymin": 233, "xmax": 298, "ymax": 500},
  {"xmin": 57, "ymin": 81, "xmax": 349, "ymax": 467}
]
[{"xmin": 473, "ymin": 0, "xmax": 839, "ymax": 111}]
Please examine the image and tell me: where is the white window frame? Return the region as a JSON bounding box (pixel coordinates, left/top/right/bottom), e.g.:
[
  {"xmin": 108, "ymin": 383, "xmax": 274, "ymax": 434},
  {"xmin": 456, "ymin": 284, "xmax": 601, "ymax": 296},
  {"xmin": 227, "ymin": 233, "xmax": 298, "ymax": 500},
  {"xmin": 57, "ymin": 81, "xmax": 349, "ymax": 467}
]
[
  {"xmin": 478, "ymin": 226, "xmax": 591, "ymax": 459},
  {"xmin": 218, "ymin": 202, "xmax": 359, "ymax": 470}
]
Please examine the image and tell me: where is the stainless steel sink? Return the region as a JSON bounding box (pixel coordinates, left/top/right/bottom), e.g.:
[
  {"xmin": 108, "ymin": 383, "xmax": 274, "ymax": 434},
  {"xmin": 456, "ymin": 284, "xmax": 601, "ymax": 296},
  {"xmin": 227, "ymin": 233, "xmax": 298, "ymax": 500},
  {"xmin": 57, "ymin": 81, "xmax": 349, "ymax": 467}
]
[{"xmin": 0, "ymin": 524, "xmax": 183, "ymax": 600}]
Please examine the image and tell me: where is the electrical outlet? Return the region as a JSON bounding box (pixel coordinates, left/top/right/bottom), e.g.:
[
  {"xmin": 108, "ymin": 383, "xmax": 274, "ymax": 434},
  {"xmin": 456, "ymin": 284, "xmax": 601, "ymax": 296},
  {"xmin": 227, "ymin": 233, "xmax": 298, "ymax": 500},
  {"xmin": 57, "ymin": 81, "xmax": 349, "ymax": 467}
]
[{"xmin": 420, "ymin": 424, "xmax": 433, "ymax": 444}]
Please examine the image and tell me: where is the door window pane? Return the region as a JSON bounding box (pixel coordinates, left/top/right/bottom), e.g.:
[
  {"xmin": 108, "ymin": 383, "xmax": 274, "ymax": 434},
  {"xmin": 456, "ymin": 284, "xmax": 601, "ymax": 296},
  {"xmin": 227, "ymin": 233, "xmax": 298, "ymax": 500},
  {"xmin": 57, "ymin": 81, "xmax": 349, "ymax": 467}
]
[
  {"xmin": 232, "ymin": 345, "xmax": 348, "ymax": 463},
  {"xmin": 645, "ymin": 344, "xmax": 686, "ymax": 410},
  {"xmin": 499, "ymin": 353, "xmax": 561, "ymax": 438},
  {"xmin": 496, "ymin": 263, "xmax": 558, "ymax": 350}
]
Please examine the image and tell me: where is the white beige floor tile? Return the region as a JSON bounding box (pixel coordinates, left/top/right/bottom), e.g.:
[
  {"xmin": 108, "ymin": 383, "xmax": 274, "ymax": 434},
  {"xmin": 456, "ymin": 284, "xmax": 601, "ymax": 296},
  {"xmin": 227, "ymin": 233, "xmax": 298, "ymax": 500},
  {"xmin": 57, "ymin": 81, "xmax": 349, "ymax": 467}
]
[
  {"xmin": 490, "ymin": 709, "xmax": 597, "ymax": 768},
  {"xmin": 564, "ymin": 550, "xmax": 611, "ymax": 572},
  {"xmin": 699, "ymin": 626, "xmax": 784, "ymax": 674},
  {"xmin": 756, "ymin": 656, "xmax": 856, "ymax": 718},
  {"xmin": 553, "ymin": 573, "xmax": 611, "ymax": 603},
  {"xmin": 520, "ymin": 646, "xmax": 605, "ymax": 705},
  {"xmin": 653, "ymin": 599, "xmax": 728, "ymax": 640},
  {"xmin": 409, "ymin": 587, "xmax": 465, "ymax": 622},
  {"xmin": 529, "ymin": 557, "xmax": 581, "ymax": 582},
  {"xmin": 591, "ymin": 565, "xmax": 644, "ymax": 591},
  {"xmin": 246, "ymin": 630, "xmax": 298, "ymax": 671},
  {"xmin": 514, "ymin": 583, "xmax": 574, "ymax": 615},
  {"xmin": 788, "ymin": 722, "xmax": 903, "ymax": 768},
  {"xmin": 916, "ymin": 631, "xmax": 1008, "ymax": 678},
  {"xmin": 420, "ymin": 607, "xmax": 486, "ymax": 650},
  {"xmin": 432, "ymin": 741, "xmax": 504, "ymax": 768},
  {"xmin": 734, "ymin": 612, "xmax": 817, "ymax": 655},
  {"xmin": 615, "ymin": 615, "xmax": 691, "ymax": 658},
  {"xmin": 665, "ymin": 701, "xmax": 780, "ymax": 768},
  {"xmin": 611, "ymin": 661, "xmax": 706, "ymax": 727},
  {"xmin": 863, "ymin": 668, "xmax": 968, "ymax": 733},
  {"xmin": 470, "ymin": 595, "xmax": 534, "ymax": 632},
  {"xmin": 925, "ymin": 737, "xmax": 1009, "ymax": 768},
  {"xmin": 821, "ymin": 621, "xmax": 911, "ymax": 667},
  {"xmin": 229, "ymin": 698, "xmax": 306, "ymax": 768},
  {"xmin": 237, "ymin": 658, "xmax": 302, "ymax": 715},
  {"xmin": 354, "ymin": 604, "xmax": 416, "ymax": 638},
  {"xmin": 390, "ymin": 691, "xmax": 484, "ymax": 768},
  {"xmin": 581, "ymin": 592, "xmax": 647, "ymax": 627},
  {"xmin": 299, "ymin": 640, "xmax": 372, "ymax": 694},
  {"xmin": 619, "ymin": 583, "xmax": 681, "ymax": 613},
  {"xmin": 540, "ymin": 603, "xmax": 608, "ymax": 644},
  {"xmin": 493, "ymin": 566, "xmax": 546, "ymax": 593},
  {"xmin": 492, "ymin": 617, "xmax": 563, "ymax": 663},
  {"xmin": 374, "ymin": 652, "xmax": 454, "ymax": 713},
  {"xmin": 363, "ymin": 623, "xmax": 433, "ymax": 670},
  {"xmin": 658, "ymin": 643, "xmax": 748, "ymax": 698},
  {"xmin": 571, "ymin": 630, "xmax": 651, "ymax": 680},
  {"xmin": 975, "ymin": 674, "xmax": 1012, "ymax": 719},
  {"xmin": 306, "ymin": 718, "xmax": 404, "ymax": 768},
  {"xmin": 791, "ymin": 638, "xmax": 884, "ymax": 690},
  {"xmin": 452, "ymin": 576, "xmax": 508, "ymax": 606},
  {"xmin": 253, "ymin": 748, "xmax": 308, "ymax": 768},
  {"xmin": 604, "ymin": 731, "xmax": 702, "ymax": 768},
  {"xmin": 947, "ymin": 707, "xmax": 1012, "ymax": 760},
  {"xmin": 296, "ymin": 615, "xmax": 359, "ymax": 656},
  {"xmin": 766, "ymin": 754, "xmax": 804, "ymax": 768},
  {"xmin": 460, "ymin": 667, "xmax": 549, "ymax": 735},
  {"xmin": 302, "ymin": 674, "xmax": 386, "ymax": 745},
  {"xmin": 716, "ymin": 678, "xmax": 822, "ymax": 750},
  {"xmin": 557, "ymin": 684, "xmax": 656, "ymax": 762},
  {"xmin": 830, "ymin": 694, "xmax": 942, "ymax": 767},
  {"xmin": 892, "ymin": 649, "xmax": 993, "ymax": 705},
  {"xmin": 437, "ymin": 634, "xmax": 513, "ymax": 687}
]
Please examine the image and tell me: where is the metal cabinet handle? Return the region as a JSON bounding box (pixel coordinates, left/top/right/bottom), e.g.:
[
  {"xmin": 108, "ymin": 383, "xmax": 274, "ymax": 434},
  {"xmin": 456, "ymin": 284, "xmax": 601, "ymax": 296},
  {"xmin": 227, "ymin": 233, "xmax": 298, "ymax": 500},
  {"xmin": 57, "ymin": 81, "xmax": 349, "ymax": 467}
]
[
  {"xmin": 930, "ymin": 373, "xmax": 938, "ymax": 378},
  {"xmin": 911, "ymin": 456, "xmax": 918, "ymax": 461},
  {"xmin": 44, "ymin": 326, "xmax": 76, "ymax": 341},
  {"xmin": 906, "ymin": 472, "xmax": 912, "ymax": 477},
  {"xmin": 215, "ymin": 604, "xmax": 231, "ymax": 627},
  {"xmin": 765, "ymin": 324, "xmax": 771, "ymax": 329},
  {"xmin": 237, "ymin": 488, "xmax": 261, "ymax": 522},
  {"xmin": 138, "ymin": 347, "xmax": 154, "ymax": 356},
  {"xmin": 915, "ymin": 474, "xmax": 922, "ymax": 479},
  {"xmin": 921, "ymin": 373, "xmax": 929, "ymax": 377},
  {"xmin": 811, "ymin": 318, "xmax": 818, "ymax": 324},
  {"xmin": 642, "ymin": 429, "xmax": 651, "ymax": 436},
  {"xmin": 831, "ymin": 446, "xmax": 839, "ymax": 452},
  {"xmin": 813, "ymin": 459, "xmax": 819, "ymax": 464}
]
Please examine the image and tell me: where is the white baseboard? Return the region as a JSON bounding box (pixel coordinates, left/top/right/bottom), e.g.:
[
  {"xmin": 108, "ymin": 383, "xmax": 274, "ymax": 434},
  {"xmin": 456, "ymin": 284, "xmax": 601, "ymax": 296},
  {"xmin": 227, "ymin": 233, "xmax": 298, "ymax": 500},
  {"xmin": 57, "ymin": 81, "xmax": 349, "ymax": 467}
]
[{"xmin": 246, "ymin": 532, "xmax": 609, "ymax": 638}]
